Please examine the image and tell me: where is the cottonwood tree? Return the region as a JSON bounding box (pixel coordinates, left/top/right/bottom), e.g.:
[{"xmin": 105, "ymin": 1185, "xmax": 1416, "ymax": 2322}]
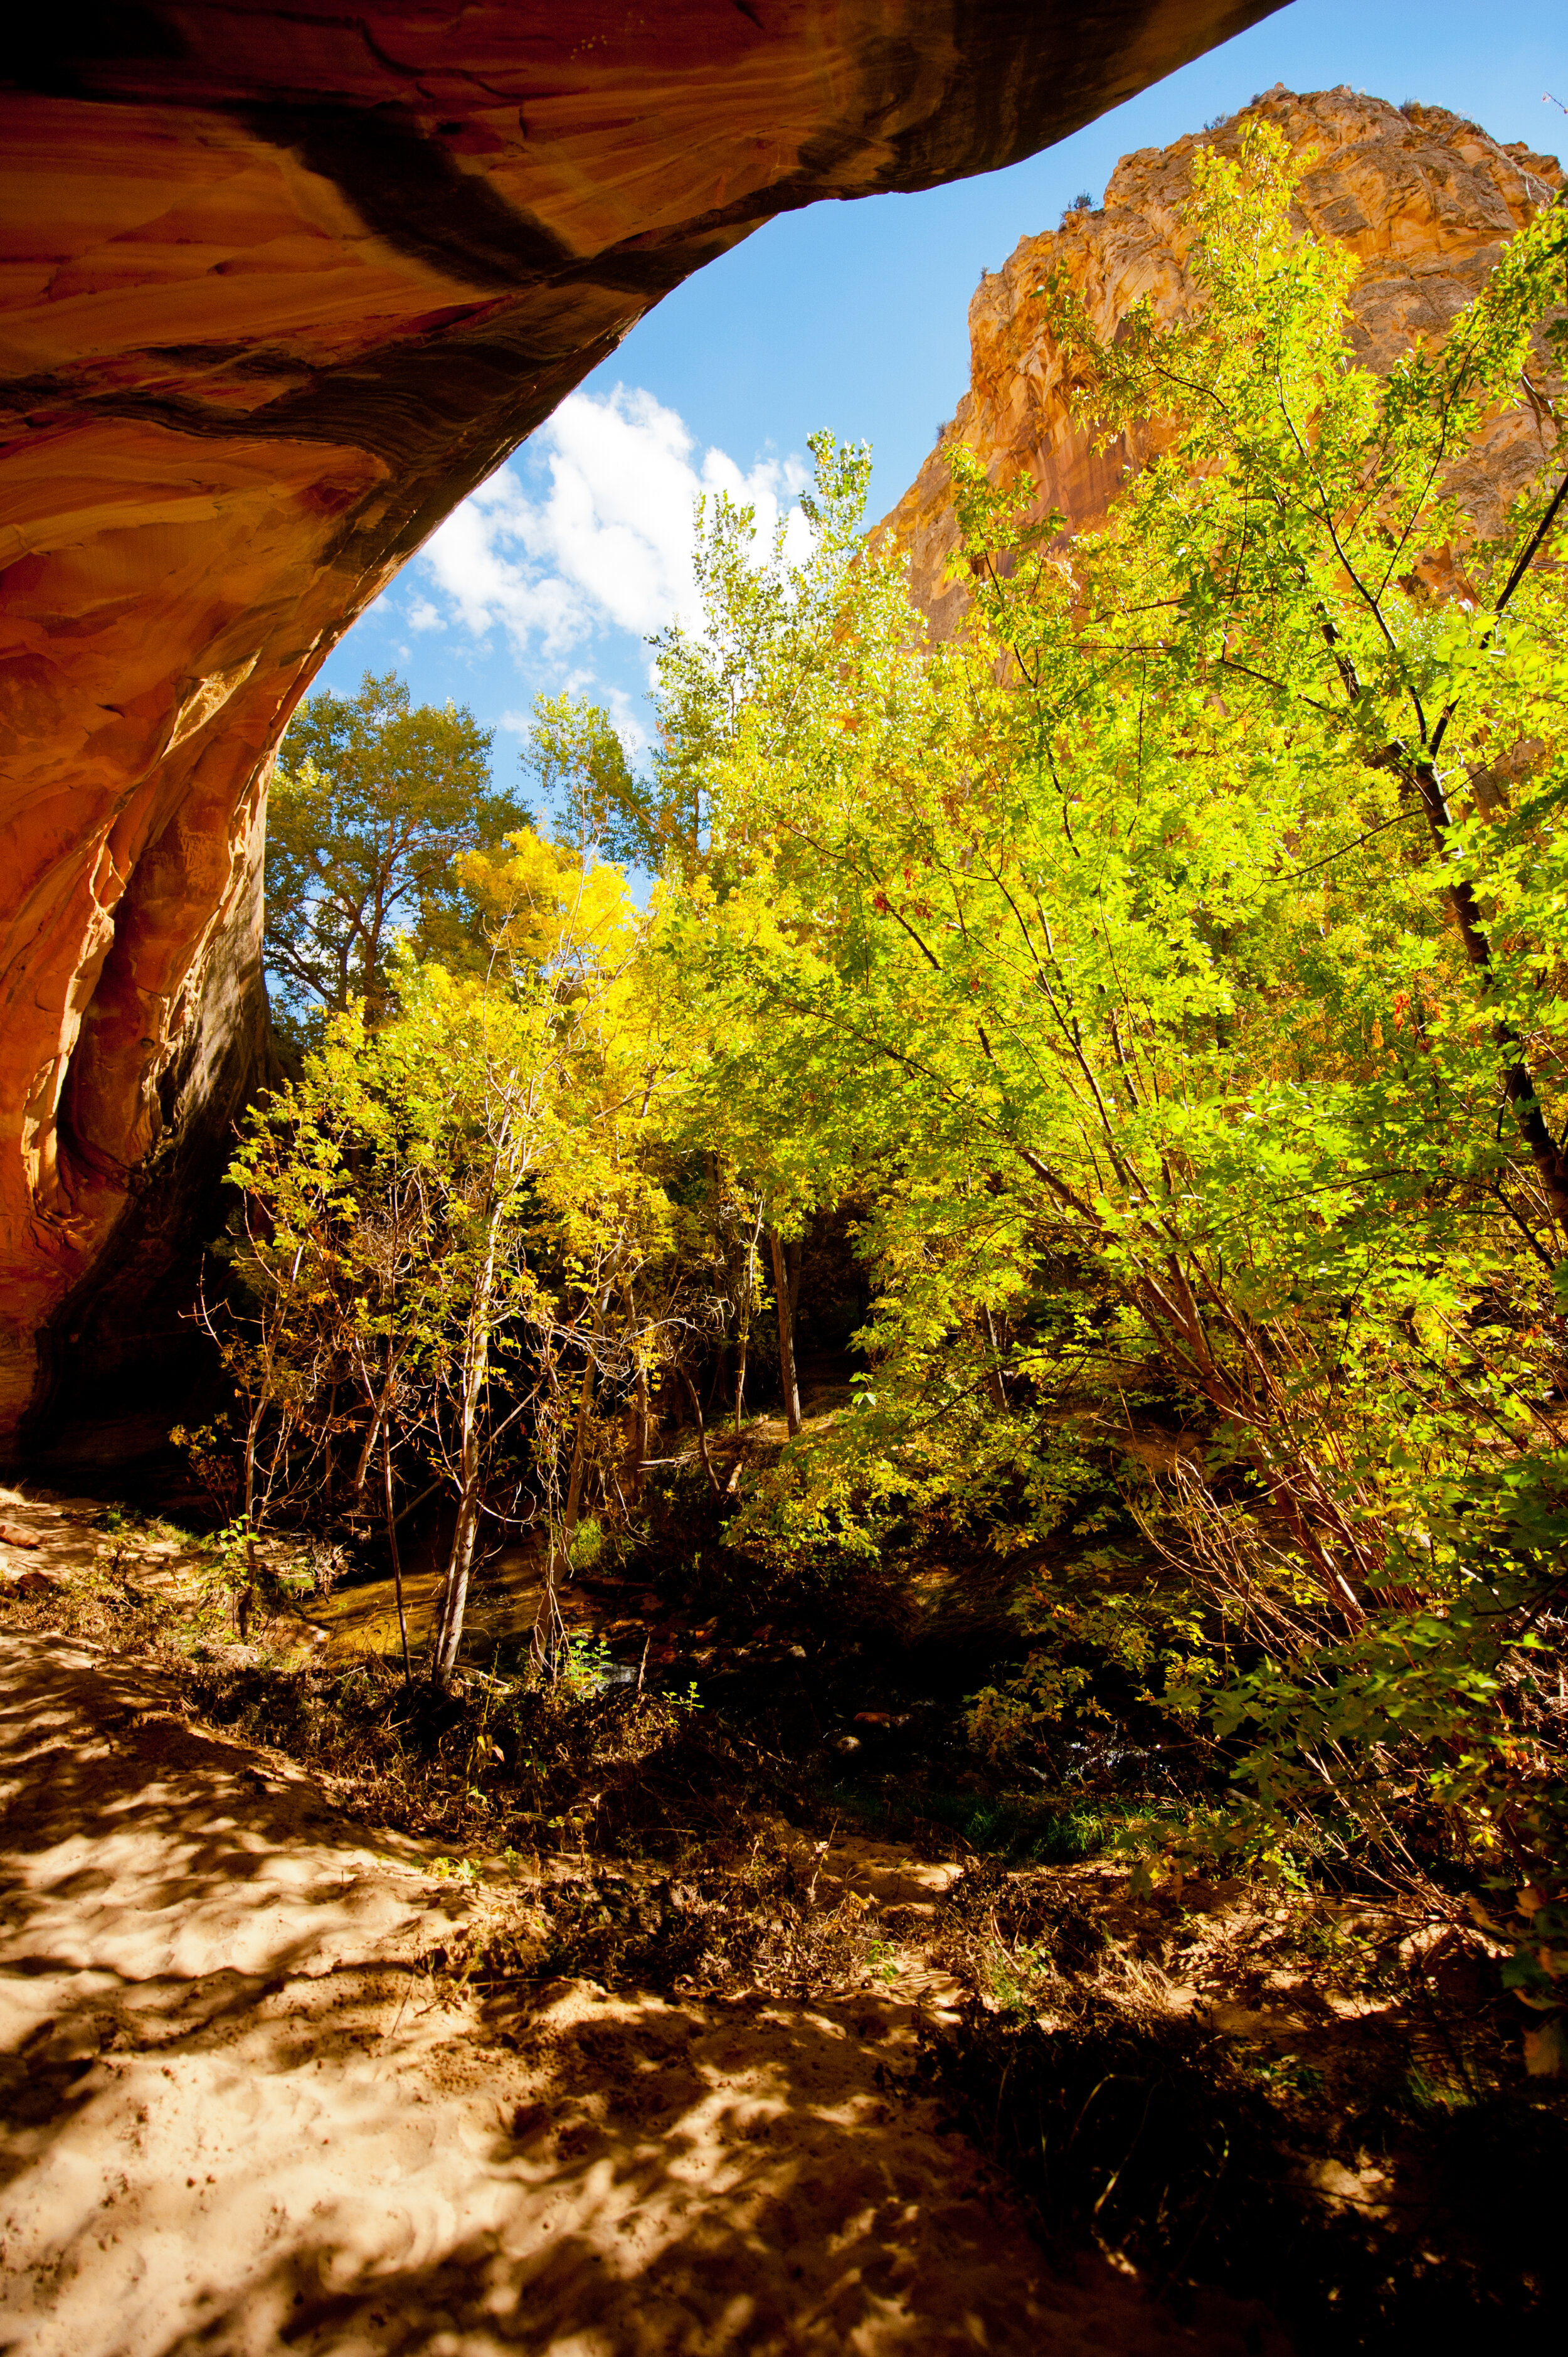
[
  {"xmin": 524, "ymin": 693, "xmax": 655, "ymax": 871},
  {"xmin": 231, "ymin": 817, "xmax": 692, "ymax": 1682},
  {"xmin": 456, "ymin": 823, "xmax": 704, "ymax": 1639},
  {"xmin": 265, "ymin": 671, "xmax": 527, "ymax": 1034}
]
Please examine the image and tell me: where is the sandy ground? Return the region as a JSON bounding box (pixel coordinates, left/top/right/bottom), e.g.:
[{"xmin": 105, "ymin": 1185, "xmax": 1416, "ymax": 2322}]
[
  {"xmin": 0, "ymin": 1484, "xmax": 1295, "ymax": 2354},
  {"xmin": 0, "ymin": 1622, "xmax": 1294, "ymax": 2355},
  {"xmin": 0, "ymin": 1618, "xmax": 1292, "ymax": 2357}
]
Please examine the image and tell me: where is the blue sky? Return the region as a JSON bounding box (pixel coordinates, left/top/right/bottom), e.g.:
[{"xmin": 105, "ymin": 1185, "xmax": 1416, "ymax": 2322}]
[{"xmin": 315, "ymin": 0, "xmax": 1567, "ymax": 779}]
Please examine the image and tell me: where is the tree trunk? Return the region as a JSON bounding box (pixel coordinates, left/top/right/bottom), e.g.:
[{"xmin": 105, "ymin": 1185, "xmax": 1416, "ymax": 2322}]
[
  {"xmin": 770, "ymin": 1227, "xmax": 802, "ymax": 1437},
  {"xmin": 558, "ymin": 1349, "xmax": 597, "ymax": 1565},
  {"xmin": 430, "ymin": 1210, "xmax": 501, "ymax": 1683},
  {"xmin": 383, "ymin": 1423, "xmax": 413, "ymax": 1684},
  {"xmin": 432, "ymin": 1477, "xmax": 482, "ymax": 1684},
  {"xmin": 733, "ymin": 1196, "xmax": 764, "ymax": 1432},
  {"xmin": 680, "ymin": 1366, "xmax": 723, "ymax": 1495},
  {"xmin": 238, "ymin": 1394, "xmax": 266, "ymax": 1639},
  {"xmin": 1409, "ymin": 755, "xmax": 1568, "ymax": 1230},
  {"xmin": 349, "ymin": 1400, "xmax": 384, "ymax": 1501},
  {"xmin": 732, "ymin": 1321, "xmax": 749, "ymax": 1430},
  {"xmin": 537, "ymin": 1282, "xmax": 613, "ymax": 1673},
  {"xmin": 983, "ymin": 1304, "xmax": 1009, "ymax": 1413},
  {"xmin": 621, "ymin": 1275, "xmax": 649, "ymax": 1496}
]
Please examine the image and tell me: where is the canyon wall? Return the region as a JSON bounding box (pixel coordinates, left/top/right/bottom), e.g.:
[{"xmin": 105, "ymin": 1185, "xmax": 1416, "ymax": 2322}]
[
  {"xmin": 882, "ymin": 87, "xmax": 1564, "ymax": 634},
  {"xmin": 0, "ymin": 1, "xmax": 1283, "ymax": 1459}
]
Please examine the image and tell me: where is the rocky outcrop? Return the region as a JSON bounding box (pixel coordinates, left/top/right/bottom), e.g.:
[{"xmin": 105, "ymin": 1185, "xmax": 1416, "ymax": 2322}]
[
  {"xmin": 882, "ymin": 87, "xmax": 1564, "ymax": 634},
  {"xmin": 0, "ymin": 2, "xmax": 1284, "ymax": 1456}
]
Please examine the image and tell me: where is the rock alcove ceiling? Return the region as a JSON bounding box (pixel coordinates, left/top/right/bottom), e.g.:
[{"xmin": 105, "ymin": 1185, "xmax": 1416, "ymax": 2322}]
[{"xmin": 0, "ymin": 2, "xmax": 1282, "ymax": 1456}]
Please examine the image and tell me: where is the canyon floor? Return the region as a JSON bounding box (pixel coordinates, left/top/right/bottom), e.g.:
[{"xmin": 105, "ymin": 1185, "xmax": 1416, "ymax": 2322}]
[
  {"xmin": 5, "ymin": 1482, "xmax": 1556, "ymax": 2354},
  {"xmin": 0, "ymin": 1490, "xmax": 1288, "ymax": 2357}
]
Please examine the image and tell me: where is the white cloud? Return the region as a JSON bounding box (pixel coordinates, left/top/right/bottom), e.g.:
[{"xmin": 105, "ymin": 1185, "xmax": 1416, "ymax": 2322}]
[{"xmin": 416, "ymin": 386, "xmax": 811, "ymax": 667}]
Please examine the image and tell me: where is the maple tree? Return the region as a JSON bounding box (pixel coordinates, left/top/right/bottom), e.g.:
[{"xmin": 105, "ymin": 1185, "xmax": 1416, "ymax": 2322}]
[
  {"xmin": 650, "ymin": 122, "xmax": 1568, "ymax": 1884},
  {"xmin": 228, "ymin": 122, "xmax": 1568, "ymax": 1916}
]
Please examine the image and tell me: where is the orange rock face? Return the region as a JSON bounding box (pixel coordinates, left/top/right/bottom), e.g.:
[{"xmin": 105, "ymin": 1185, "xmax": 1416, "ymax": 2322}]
[
  {"xmin": 0, "ymin": 3, "xmax": 1283, "ymax": 1455},
  {"xmin": 882, "ymin": 87, "xmax": 1564, "ymax": 634}
]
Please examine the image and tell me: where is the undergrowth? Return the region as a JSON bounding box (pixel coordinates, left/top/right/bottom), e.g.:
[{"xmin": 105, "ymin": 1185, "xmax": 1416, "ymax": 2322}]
[
  {"xmin": 452, "ymin": 1832, "xmax": 879, "ymax": 2002},
  {"xmin": 832, "ymin": 1780, "xmax": 1199, "ymax": 1867},
  {"xmin": 913, "ymin": 1993, "xmax": 1568, "ymax": 2353},
  {"xmin": 9, "ymin": 1516, "xmax": 1567, "ymax": 2349}
]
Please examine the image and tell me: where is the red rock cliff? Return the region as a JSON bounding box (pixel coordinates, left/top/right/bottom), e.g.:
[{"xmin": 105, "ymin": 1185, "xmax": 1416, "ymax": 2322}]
[
  {"xmin": 882, "ymin": 87, "xmax": 1564, "ymax": 634},
  {"xmin": 0, "ymin": 2, "xmax": 1283, "ymax": 1457}
]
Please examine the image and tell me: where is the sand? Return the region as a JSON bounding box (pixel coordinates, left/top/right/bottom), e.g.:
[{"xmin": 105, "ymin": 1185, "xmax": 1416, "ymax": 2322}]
[{"xmin": 0, "ymin": 1593, "xmax": 1279, "ymax": 2350}]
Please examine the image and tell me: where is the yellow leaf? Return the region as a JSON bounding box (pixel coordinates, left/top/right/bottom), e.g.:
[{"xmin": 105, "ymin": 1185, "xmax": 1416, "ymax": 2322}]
[{"xmin": 1523, "ymin": 2018, "xmax": 1568, "ymax": 2077}]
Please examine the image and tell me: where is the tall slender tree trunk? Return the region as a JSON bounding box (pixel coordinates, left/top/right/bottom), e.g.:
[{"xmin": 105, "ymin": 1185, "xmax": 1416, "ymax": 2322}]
[
  {"xmin": 733, "ymin": 1321, "xmax": 750, "ymax": 1432},
  {"xmin": 555, "ymin": 1350, "xmax": 597, "ymax": 1569},
  {"xmin": 537, "ymin": 1277, "xmax": 614, "ymax": 1673},
  {"xmin": 982, "ymin": 1304, "xmax": 1009, "ymax": 1413},
  {"xmin": 1408, "ymin": 755, "xmax": 1568, "ymax": 1230},
  {"xmin": 733, "ymin": 1196, "xmax": 765, "ymax": 1432},
  {"xmin": 349, "ymin": 1398, "xmax": 384, "ymax": 1502},
  {"xmin": 431, "ymin": 1210, "xmax": 502, "ymax": 1684},
  {"xmin": 680, "ymin": 1366, "xmax": 723, "ymax": 1494},
  {"xmin": 432, "ymin": 1464, "xmax": 483, "ymax": 1684},
  {"xmin": 382, "ymin": 1424, "xmax": 413, "ymax": 1684},
  {"xmin": 237, "ymin": 1395, "xmax": 264, "ymax": 1642},
  {"xmin": 770, "ymin": 1226, "xmax": 802, "ymax": 1437},
  {"xmin": 621, "ymin": 1275, "xmax": 649, "ymax": 1496}
]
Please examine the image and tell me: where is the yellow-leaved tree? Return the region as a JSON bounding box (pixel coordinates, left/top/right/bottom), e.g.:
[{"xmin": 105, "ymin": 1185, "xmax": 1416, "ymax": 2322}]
[{"xmin": 225, "ymin": 819, "xmax": 693, "ymax": 1680}]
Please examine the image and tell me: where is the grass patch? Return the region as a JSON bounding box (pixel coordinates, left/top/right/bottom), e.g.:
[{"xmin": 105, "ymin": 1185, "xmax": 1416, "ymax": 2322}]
[
  {"xmin": 921, "ymin": 1789, "xmax": 1120, "ymax": 1863},
  {"xmin": 830, "ymin": 1779, "xmax": 1192, "ymax": 1866}
]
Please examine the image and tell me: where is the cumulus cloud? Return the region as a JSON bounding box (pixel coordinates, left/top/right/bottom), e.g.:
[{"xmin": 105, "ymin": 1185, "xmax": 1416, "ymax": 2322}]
[{"xmin": 414, "ymin": 386, "xmax": 811, "ymax": 664}]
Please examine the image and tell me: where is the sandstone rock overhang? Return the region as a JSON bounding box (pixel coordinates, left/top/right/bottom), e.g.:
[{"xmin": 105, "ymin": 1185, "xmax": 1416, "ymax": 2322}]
[{"xmin": 0, "ymin": 2, "xmax": 1284, "ymax": 1460}]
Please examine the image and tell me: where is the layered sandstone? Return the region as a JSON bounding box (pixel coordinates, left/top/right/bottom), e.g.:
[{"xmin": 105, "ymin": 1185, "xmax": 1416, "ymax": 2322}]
[
  {"xmin": 882, "ymin": 87, "xmax": 1564, "ymax": 633},
  {"xmin": 0, "ymin": 2, "xmax": 1283, "ymax": 1456}
]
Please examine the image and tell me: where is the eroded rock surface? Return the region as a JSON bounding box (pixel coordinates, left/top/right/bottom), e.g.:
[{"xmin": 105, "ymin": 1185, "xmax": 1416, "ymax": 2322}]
[
  {"xmin": 882, "ymin": 87, "xmax": 1564, "ymax": 630},
  {"xmin": 0, "ymin": 2, "xmax": 1279, "ymax": 1453}
]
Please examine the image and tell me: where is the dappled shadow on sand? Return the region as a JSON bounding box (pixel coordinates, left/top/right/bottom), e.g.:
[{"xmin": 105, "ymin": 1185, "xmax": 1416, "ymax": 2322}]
[{"xmin": 0, "ymin": 1631, "xmax": 1281, "ymax": 2354}]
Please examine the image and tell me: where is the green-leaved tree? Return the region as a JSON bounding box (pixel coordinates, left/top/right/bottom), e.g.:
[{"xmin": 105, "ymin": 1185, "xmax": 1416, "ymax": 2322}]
[
  {"xmin": 654, "ymin": 120, "xmax": 1568, "ymax": 1886},
  {"xmin": 265, "ymin": 671, "xmax": 527, "ymax": 1034}
]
